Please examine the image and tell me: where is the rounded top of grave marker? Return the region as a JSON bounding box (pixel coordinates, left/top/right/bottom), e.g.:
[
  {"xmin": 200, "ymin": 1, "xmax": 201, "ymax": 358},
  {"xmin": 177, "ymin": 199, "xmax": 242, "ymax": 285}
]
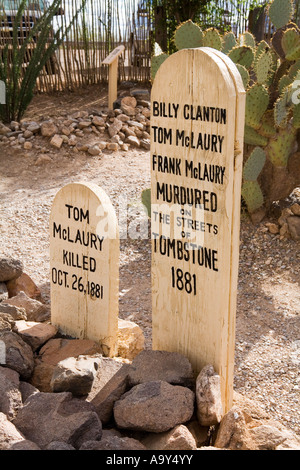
[{"xmin": 152, "ymin": 47, "xmax": 238, "ymax": 101}]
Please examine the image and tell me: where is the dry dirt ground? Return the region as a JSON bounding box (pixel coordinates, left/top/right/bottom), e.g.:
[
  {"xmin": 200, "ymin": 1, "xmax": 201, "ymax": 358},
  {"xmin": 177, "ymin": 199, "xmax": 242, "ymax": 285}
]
[{"xmin": 0, "ymin": 85, "xmax": 299, "ymax": 436}]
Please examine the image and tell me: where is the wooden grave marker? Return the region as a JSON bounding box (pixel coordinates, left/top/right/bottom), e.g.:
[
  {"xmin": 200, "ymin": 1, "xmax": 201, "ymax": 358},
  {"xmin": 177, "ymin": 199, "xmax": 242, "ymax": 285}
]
[
  {"xmin": 150, "ymin": 48, "xmax": 246, "ymax": 413},
  {"xmin": 50, "ymin": 182, "xmax": 119, "ymax": 357},
  {"xmin": 102, "ymin": 45, "xmax": 125, "ymax": 110}
]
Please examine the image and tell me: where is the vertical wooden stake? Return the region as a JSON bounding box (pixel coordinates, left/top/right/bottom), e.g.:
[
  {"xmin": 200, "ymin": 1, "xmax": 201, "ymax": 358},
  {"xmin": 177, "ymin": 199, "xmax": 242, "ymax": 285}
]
[
  {"xmin": 102, "ymin": 45, "xmax": 125, "ymax": 110},
  {"xmin": 108, "ymin": 59, "xmax": 118, "ymax": 110}
]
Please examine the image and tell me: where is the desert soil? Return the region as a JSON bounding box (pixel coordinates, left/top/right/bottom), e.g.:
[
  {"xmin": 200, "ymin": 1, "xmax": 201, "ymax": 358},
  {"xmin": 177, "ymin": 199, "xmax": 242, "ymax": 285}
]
[{"xmin": 0, "ymin": 85, "xmax": 299, "ymax": 436}]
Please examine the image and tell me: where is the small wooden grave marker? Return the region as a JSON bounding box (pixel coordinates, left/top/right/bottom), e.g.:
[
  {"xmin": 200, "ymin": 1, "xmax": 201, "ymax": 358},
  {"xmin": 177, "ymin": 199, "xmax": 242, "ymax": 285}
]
[
  {"xmin": 150, "ymin": 48, "xmax": 246, "ymax": 413},
  {"xmin": 50, "ymin": 182, "xmax": 119, "ymax": 357},
  {"xmin": 102, "ymin": 45, "xmax": 125, "ymax": 110}
]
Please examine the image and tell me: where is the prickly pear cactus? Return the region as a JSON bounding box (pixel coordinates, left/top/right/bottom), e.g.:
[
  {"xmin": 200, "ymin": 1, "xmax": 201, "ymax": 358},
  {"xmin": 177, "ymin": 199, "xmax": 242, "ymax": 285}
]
[
  {"xmin": 245, "ymin": 84, "xmax": 270, "ymax": 130},
  {"xmin": 267, "ymin": 126, "xmax": 297, "ymax": 167},
  {"xmin": 174, "ymin": 20, "xmax": 203, "ymax": 50},
  {"xmin": 268, "ymin": 0, "xmax": 294, "ymax": 30},
  {"xmin": 241, "ymin": 181, "xmax": 265, "ymax": 214},
  {"xmin": 229, "ymin": 45, "xmax": 255, "ymax": 69},
  {"xmin": 222, "ymin": 32, "xmax": 237, "ymax": 55},
  {"xmin": 281, "ymin": 27, "xmax": 300, "ymax": 61},
  {"xmin": 236, "ymin": 64, "xmax": 250, "ymax": 89},
  {"xmin": 151, "ymin": 52, "xmax": 169, "ymax": 81},
  {"xmin": 203, "ymin": 28, "xmax": 222, "ymax": 50},
  {"xmin": 239, "ymin": 32, "xmax": 256, "ymax": 49},
  {"xmin": 243, "ymin": 147, "xmax": 267, "ymax": 181},
  {"xmin": 254, "ymin": 48, "xmax": 276, "ymax": 85},
  {"xmin": 150, "ymin": 12, "xmax": 300, "ymax": 221},
  {"xmin": 244, "ymin": 126, "xmax": 269, "ymax": 147}
]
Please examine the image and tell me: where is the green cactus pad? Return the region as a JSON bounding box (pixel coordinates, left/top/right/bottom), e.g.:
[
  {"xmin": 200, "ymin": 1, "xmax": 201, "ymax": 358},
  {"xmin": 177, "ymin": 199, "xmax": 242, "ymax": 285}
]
[
  {"xmin": 289, "ymin": 60, "xmax": 300, "ymax": 80},
  {"xmin": 258, "ymin": 111, "xmax": 277, "ymax": 138},
  {"xmin": 243, "ymin": 147, "xmax": 267, "ymax": 181},
  {"xmin": 268, "ymin": 0, "xmax": 294, "ymax": 30},
  {"xmin": 267, "ymin": 126, "xmax": 297, "ymax": 167},
  {"xmin": 278, "ymin": 75, "xmax": 293, "ymax": 95},
  {"xmin": 241, "ymin": 181, "xmax": 264, "ymax": 213},
  {"xmin": 244, "ymin": 125, "xmax": 268, "ymax": 147},
  {"xmin": 282, "ymin": 28, "xmax": 300, "ymax": 61},
  {"xmin": 292, "ymin": 103, "xmax": 300, "ymax": 129},
  {"xmin": 239, "ymin": 32, "xmax": 256, "ymax": 49},
  {"xmin": 222, "ymin": 32, "xmax": 237, "ymax": 55},
  {"xmin": 236, "ymin": 64, "xmax": 250, "ymax": 89},
  {"xmin": 254, "ymin": 49, "xmax": 275, "ymax": 85},
  {"xmin": 245, "ymin": 84, "xmax": 269, "ymax": 130},
  {"xmin": 174, "ymin": 20, "xmax": 204, "ymax": 50},
  {"xmin": 203, "ymin": 28, "xmax": 223, "ymax": 50},
  {"xmin": 151, "ymin": 53, "xmax": 169, "ymax": 81},
  {"xmin": 229, "ymin": 46, "xmax": 255, "ymax": 70},
  {"xmin": 255, "ymin": 41, "xmax": 270, "ymax": 62}
]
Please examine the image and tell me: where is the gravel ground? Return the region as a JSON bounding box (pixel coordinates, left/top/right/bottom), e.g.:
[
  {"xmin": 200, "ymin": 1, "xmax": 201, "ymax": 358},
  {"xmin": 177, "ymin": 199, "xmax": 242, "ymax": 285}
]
[{"xmin": 0, "ymin": 87, "xmax": 299, "ymax": 436}]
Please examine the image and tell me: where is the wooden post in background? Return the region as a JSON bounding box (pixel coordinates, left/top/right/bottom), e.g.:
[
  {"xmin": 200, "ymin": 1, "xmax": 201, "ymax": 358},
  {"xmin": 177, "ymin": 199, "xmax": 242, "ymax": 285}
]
[
  {"xmin": 102, "ymin": 45, "xmax": 125, "ymax": 110},
  {"xmin": 150, "ymin": 48, "xmax": 245, "ymax": 414}
]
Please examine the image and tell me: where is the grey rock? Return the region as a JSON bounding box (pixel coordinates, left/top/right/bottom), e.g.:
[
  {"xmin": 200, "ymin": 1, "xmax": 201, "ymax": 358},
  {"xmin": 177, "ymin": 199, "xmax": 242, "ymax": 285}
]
[
  {"xmin": 0, "ymin": 366, "xmax": 22, "ymax": 420},
  {"xmin": 92, "ymin": 116, "xmax": 105, "ymax": 127},
  {"xmin": 27, "ymin": 122, "xmax": 41, "ymax": 134},
  {"xmin": 0, "ymin": 303, "xmax": 27, "ymax": 321},
  {"xmin": 128, "ymin": 350, "xmax": 194, "ymax": 387},
  {"xmin": 87, "ymin": 357, "xmax": 130, "ymax": 424},
  {"xmin": 9, "ymin": 440, "xmax": 41, "ymax": 450},
  {"xmin": 13, "ymin": 320, "xmax": 58, "ymax": 352},
  {"xmin": 142, "ymin": 424, "xmax": 197, "ymax": 451},
  {"xmin": 214, "ymin": 406, "xmax": 252, "ymax": 450},
  {"xmin": 19, "ymin": 381, "xmax": 39, "ymax": 403},
  {"xmin": 0, "ymin": 124, "xmax": 11, "ymax": 136},
  {"xmin": 46, "ymin": 441, "xmax": 76, "ymax": 450},
  {"xmin": 126, "ymin": 135, "xmax": 140, "ymax": 147},
  {"xmin": 87, "ymin": 145, "xmax": 101, "ymax": 156},
  {"xmin": 5, "ymin": 291, "xmax": 47, "ymax": 322},
  {"xmin": 0, "ymin": 412, "xmax": 26, "ymax": 450},
  {"xmin": 287, "ymin": 216, "xmax": 300, "ymax": 241},
  {"xmin": 114, "ymin": 380, "xmax": 195, "ymax": 433},
  {"xmin": 196, "ymin": 365, "xmax": 224, "ymax": 426},
  {"xmin": 249, "ymin": 424, "xmax": 288, "ymax": 450},
  {"xmin": 50, "ymin": 354, "xmax": 102, "ymax": 396},
  {"xmin": 0, "ymin": 282, "xmax": 8, "ymax": 301},
  {"xmin": 13, "ymin": 392, "xmax": 102, "ymax": 449},
  {"xmin": 50, "ymin": 134, "xmax": 63, "ymax": 149},
  {"xmin": 140, "ymin": 138, "xmax": 151, "ymax": 150},
  {"xmin": 23, "ymin": 130, "xmax": 33, "ymax": 139},
  {"xmin": 108, "ymin": 118, "xmax": 123, "ymax": 138},
  {"xmin": 40, "ymin": 121, "xmax": 58, "ymax": 137},
  {"xmin": 0, "ymin": 331, "xmax": 34, "ymax": 379},
  {"xmin": 0, "ymin": 314, "xmax": 13, "ymax": 332},
  {"xmin": 80, "ymin": 435, "xmax": 146, "ymax": 450},
  {"xmin": 0, "ymin": 258, "xmax": 23, "ymax": 282},
  {"xmin": 130, "ymin": 88, "xmax": 150, "ymax": 101}
]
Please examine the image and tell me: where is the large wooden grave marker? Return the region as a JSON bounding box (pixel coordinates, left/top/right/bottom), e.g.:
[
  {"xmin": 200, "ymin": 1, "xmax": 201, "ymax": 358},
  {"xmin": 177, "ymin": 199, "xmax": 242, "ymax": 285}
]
[
  {"xmin": 50, "ymin": 182, "xmax": 119, "ymax": 357},
  {"xmin": 102, "ymin": 45, "xmax": 125, "ymax": 110},
  {"xmin": 151, "ymin": 48, "xmax": 246, "ymax": 413}
]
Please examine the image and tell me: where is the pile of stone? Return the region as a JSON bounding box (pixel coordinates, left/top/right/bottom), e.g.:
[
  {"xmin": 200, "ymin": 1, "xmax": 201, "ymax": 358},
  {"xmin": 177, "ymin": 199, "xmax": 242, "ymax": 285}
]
[
  {"xmin": 0, "ymin": 89, "xmax": 151, "ymax": 157},
  {"xmin": 266, "ymin": 203, "xmax": 300, "ymax": 241},
  {"xmin": 1, "ymin": 257, "xmax": 299, "ymax": 451}
]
